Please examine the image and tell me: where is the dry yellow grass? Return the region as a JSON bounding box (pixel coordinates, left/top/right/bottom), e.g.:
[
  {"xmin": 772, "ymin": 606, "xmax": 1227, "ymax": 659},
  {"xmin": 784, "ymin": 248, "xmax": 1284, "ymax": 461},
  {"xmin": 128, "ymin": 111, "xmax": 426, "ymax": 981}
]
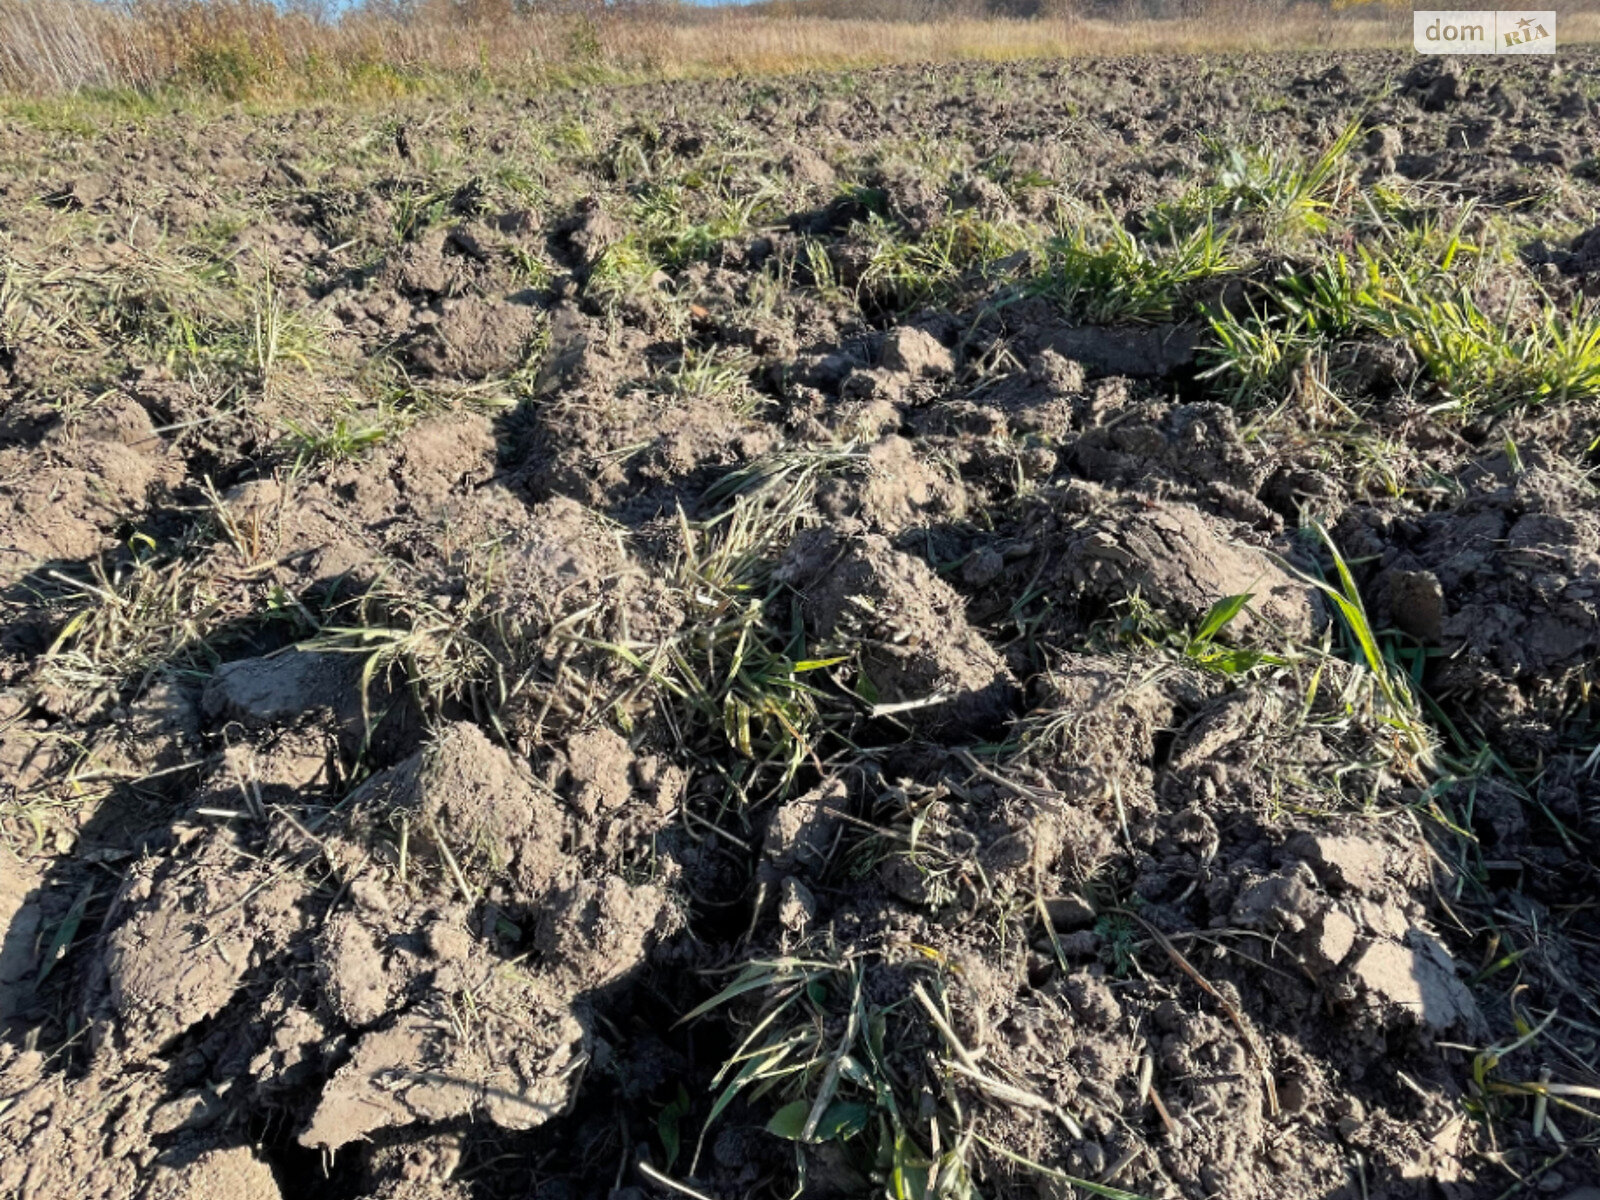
[
  {"xmin": 645, "ymin": 11, "xmax": 1405, "ymax": 75},
  {"xmin": 2, "ymin": 0, "xmax": 1599, "ymax": 100},
  {"xmin": 638, "ymin": 5, "xmax": 1600, "ymax": 75}
]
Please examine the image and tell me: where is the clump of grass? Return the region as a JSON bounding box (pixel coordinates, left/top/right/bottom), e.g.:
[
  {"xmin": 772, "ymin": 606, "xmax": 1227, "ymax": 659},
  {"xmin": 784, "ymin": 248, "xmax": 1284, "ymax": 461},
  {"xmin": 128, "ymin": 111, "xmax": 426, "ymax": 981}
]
[
  {"xmin": 36, "ymin": 531, "xmax": 302, "ymax": 701},
  {"xmin": 2, "ymin": 246, "xmax": 231, "ymax": 374},
  {"xmin": 604, "ymin": 462, "xmax": 854, "ymax": 805},
  {"xmin": 389, "ymin": 185, "xmax": 454, "ymax": 243},
  {"xmin": 1371, "ymin": 289, "xmax": 1600, "ymax": 415},
  {"xmin": 855, "ymin": 209, "xmax": 1030, "ymax": 312},
  {"xmin": 1087, "ymin": 546, "xmax": 1435, "ymax": 794},
  {"xmin": 633, "ymin": 175, "xmax": 780, "ymax": 270},
  {"xmin": 241, "ymin": 273, "xmax": 326, "ymax": 388},
  {"xmin": 39, "ymin": 549, "xmax": 227, "ymax": 695},
  {"xmin": 768, "ymin": 234, "xmax": 853, "ymax": 310},
  {"xmin": 582, "ymin": 449, "xmax": 862, "ymax": 807},
  {"xmin": 1119, "ymin": 591, "xmax": 1293, "ymax": 677},
  {"xmin": 551, "ymin": 114, "xmax": 596, "ymax": 158},
  {"xmin": 1205, "ymin": 119, "xmax": 1363, "ymax": 236},
  {"xmin": 283, "ymin": 413, "xmax": 390, "ymax": 465},
  {"xmin": 1199, "ymin": 302, "xmax": 1320, "ymax": 405},
  {"xmin": 683, "ymin": 954, "xmax": 978, "ymax": 1198},
  {"xmin": 1, "ymin": 240, "xmax": 325, "ymax": 398},
  {"xmin": 586, "ymin": 234, "xmax": 669, "ymax": 315},
  {"xmin": 1201, "ymin": 236, "xmax": 1600, "ymax": 418},
  {"xmin": 1029, "ymin": 215, "xmax": 1233, "ymax": 324},
  {"xmin": 1272, "ymin": 250, "xmax": 1383, "ymax": 337},
  {"xmin": 653, "ymin": 345, "xmax": 762, "ymax": 413},
  {"xmin": 381, "ymin": 334, "xmax": 540, "ymax": 413},
  {"xmin": 839, "ymin": 774, "xmax": 1020, "ymax": 915},
  {"xmin": 1300, "ymin": 524, "xmax": 1435, "ymax": 774},
  {"xmin": 1189, "ymin": 146, "xmax": 1600, "ymax": 418},
  {"xmin": 283, "ymin": 352, "xmax": 528, "ymax": 469},
  {"xmin": 1143, "ymin": 120, "xmax": 1363, "ymax": 244},
  {"xmin": 492, "ymin": 158, "xmax": 552, "ymax": 207},
  {"xmin": 684, "ymin": 949, "xmax": 1142, "ymax": 1200},
  {"xmin": 308, "ymin": 570, "xmax": 503, "ymax": 739},
  {"xmin": 507, "ymin": 243, "xmax": 555, "ymax": 291}
]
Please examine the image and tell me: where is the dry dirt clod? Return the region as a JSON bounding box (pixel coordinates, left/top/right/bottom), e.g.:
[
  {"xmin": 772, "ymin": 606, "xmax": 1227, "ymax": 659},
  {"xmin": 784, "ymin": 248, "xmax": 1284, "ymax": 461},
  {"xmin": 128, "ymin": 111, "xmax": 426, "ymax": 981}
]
[
  {"xmin": 202, "ymin": 651, "xmax": 365, "ymax": 729},
  {"xmin": 138, "ymin": 1145, "xmax": 283, "ymax": 1200},
  {"xmin": 815, "ymin": 435, "xmax": 966, "ymax": 534},
  {"xmin": 559, "ymin": 197, "xmax": 625, "ymax": 276},
  {"xmin": 777, "ymin": 527, "xmax": 1018, "ymax": 736},
  {"xmin": 99, "ymin": 829, "xmax": 306, "ymax": 1059},
  {"xmin": 298, "ymin": 1001, "xmax": 584, "ymax": 1151},
  {"xmin": 881, "ymin": 326, "xmax": 955, "ymax": 379},
  {"xmin": 344, "ymin": 720, "xmax": 569, "ymax": 897},
  {"xmin": 1032, "ymin": 322, "xmax": 1202, "ymax": 378},
  {"xmin": 1062, "ymin": 502, "xmax": 1325, "ymax": 641},
  {"xmin": 760, "ymin": 777, "xmax": 849, "ymax": 890},
  {"xmin": 564, "ymin": 727, "xmax": 634, "ymax": 814},
  {"xmin": 406, "ymin": 297, "xmax": 541, "ymax": 380},
  {"xmin": 1345, "ymin": 932, "xmax": 1485, "ymax": 1037}
]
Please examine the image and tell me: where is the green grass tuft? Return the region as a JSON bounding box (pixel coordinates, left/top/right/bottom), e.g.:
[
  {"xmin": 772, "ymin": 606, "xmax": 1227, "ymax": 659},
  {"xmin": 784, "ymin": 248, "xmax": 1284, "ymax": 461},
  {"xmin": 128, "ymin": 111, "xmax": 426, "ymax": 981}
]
[{"xmin": 1030, "ymin": 216, "xmax": 1233, "ymax": 324}]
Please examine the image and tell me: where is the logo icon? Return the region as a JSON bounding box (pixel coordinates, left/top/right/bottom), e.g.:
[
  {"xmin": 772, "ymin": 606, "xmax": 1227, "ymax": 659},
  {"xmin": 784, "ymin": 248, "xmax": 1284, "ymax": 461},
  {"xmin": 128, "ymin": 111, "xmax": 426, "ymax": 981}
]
[{"xmin": 1414, "ymin": 10, "xmax": 1556, "ymax": 54}]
